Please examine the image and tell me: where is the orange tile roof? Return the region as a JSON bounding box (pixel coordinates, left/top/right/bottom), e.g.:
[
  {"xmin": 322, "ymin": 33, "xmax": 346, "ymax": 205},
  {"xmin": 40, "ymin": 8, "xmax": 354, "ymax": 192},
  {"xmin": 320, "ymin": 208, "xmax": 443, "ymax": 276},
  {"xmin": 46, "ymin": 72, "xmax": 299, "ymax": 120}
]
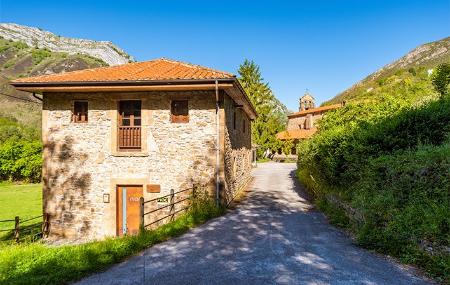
[
  {"xmin": 12, "ymin": 58, "xmax": 235, "ymax": 83},
  {"xmin": 288, "ymin": 104, "xmax": 342, "ymax": 118},
  {"xmin": 276, "ymin": 128, "xmax": 317, "ymax": 140}
]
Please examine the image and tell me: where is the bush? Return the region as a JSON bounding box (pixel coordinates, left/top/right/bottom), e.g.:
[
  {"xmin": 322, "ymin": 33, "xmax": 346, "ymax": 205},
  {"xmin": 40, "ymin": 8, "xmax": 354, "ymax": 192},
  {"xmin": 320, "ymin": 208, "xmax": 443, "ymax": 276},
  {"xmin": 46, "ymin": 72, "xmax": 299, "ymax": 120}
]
[{"xmin": 31, "ymin": 48, "xmax": 51, "ymax": 65}]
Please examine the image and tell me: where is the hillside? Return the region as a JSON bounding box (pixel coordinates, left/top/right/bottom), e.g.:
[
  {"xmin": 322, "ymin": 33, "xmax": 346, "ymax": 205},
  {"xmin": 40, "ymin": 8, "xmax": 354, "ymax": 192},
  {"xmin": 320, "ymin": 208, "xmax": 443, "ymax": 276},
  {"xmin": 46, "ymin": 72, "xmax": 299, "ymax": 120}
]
[
  {"xmin": 0, "ymin": 37, "xmax": 109, "ymax": 130},
  {"xmin": 326, "ymin": 36, "xmax": 450, "ymax": 105},
  {"xmin": 0, "ymin": 23, "xmax": 133, "ymax": 66}
]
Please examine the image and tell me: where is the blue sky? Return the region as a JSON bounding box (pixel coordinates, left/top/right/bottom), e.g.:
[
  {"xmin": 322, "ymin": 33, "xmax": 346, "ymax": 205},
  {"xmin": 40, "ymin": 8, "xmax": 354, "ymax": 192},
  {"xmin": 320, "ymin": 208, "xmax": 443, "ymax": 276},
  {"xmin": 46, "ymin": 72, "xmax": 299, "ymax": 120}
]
[{"xmin": 1, "ymin": 0, "xmax": 449, "ymax": 110}]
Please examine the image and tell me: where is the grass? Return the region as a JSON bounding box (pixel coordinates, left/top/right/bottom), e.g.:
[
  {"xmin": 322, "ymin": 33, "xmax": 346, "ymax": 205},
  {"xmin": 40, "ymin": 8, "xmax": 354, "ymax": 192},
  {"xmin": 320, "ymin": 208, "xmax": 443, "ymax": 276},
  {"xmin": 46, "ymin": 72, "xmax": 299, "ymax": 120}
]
[
  {"xmin": 0, "ymin": 196, "xmax": 225, "ymax": 285},
  {"xmin": 0, "ymin": 183, "xmax": 42, "ymax": 236}
]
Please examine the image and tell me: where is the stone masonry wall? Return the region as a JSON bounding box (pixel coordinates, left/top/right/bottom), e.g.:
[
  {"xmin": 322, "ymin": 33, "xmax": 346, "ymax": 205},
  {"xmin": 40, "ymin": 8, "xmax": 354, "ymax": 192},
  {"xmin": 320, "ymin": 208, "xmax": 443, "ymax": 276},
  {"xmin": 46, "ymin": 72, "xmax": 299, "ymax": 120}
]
[
  {"xmin": 222, "ymin": 94, "xmax": 252, "ymax": 204},
  {"xmin": 287, "ymin": 113, "xmax": 324, "ymax": 131},
  {"xmin": 42, "ymin": 91, "xmax": 219, "ymax": 241}
]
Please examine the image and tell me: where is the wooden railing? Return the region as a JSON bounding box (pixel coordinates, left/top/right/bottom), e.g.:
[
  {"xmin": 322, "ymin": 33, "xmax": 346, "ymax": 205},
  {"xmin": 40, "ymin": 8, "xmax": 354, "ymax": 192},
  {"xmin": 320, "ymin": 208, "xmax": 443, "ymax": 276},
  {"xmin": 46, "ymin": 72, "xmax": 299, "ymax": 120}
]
[
  {"xmin": 0, "ymin": 214, "xmax": 49, "ymax": 243},
  {"xmin": 118, "ymin": 126, "xmax": 141, "ymax": 150}
]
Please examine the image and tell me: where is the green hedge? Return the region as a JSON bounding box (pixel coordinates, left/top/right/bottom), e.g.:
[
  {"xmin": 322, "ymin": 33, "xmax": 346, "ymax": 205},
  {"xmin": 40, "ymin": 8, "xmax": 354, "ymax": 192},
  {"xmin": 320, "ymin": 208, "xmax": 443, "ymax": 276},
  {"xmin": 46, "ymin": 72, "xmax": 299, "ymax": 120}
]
[{"xmin": 297, "ymin": 96, "xmax": 450, "ymax": 282}]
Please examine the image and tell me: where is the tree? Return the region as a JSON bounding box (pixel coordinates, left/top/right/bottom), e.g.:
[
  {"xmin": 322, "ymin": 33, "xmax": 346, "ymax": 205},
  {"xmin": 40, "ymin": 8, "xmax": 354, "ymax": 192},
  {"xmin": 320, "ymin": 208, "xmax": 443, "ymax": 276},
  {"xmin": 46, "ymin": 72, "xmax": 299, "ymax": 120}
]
[
  {"xmin": 431, "ymin": 63, "xmax": 450, "ymax": 98},
  {"xmin": 238, "ymin": 60, "xmax": 289, "ymax": 157}
]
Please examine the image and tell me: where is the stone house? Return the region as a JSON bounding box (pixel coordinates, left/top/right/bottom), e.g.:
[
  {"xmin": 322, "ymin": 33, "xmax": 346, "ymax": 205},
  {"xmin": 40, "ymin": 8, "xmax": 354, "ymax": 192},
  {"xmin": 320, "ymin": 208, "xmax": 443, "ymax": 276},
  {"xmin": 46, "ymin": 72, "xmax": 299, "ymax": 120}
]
[
  {"xmin": 276, "ymin": 92, "xmax": 342, "ymax": 154},
  {"xmin": 11, "ymin": 58, "xmax": 257, "ymax": 241}
]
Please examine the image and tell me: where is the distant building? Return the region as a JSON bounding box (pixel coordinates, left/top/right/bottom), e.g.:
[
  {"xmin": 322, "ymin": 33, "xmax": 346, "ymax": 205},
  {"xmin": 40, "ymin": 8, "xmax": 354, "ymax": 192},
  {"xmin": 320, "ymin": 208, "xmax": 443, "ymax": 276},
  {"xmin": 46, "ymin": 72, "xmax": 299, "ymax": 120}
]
[{"xmin": 276, "ymin": 92, "xmax": 342, "ymax": 153}]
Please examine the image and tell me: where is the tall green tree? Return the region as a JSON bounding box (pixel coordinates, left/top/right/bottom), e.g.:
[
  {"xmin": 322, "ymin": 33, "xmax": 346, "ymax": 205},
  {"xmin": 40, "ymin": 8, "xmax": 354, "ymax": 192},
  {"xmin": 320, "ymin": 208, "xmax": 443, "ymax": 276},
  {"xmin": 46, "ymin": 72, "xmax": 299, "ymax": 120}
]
[
  {"xmin": 431, "ymin": 63, "xmax": 450, "ymax": 98},
  {"xmin": 238, "ymin": 60, "xmax": 289, "ymax": 157}
]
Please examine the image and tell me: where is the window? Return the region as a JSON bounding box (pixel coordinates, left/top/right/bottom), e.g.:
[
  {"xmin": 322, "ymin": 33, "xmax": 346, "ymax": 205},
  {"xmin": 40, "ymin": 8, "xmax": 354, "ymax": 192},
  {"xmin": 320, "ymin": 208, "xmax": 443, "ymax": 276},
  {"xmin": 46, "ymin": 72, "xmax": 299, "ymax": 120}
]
[
  {"xmin": 233, "ymin": 111, "xmax": 236, "ymax": 130},
  {"xmin": 242, "ymin": 118, "xmax": 246, "ymax": 133},
  {"xmin": 118, "ymin": 100, "xmax": 142, "ymax": 150},
  {"xmin": 73, "ymin": 101, "xmax": 88, "ymax": 123},
  {"xmin": 119, "ymin": 101, "xmax": 141, "ymax": 127},
  {"xmin": 171, "ymin": 100, "xmax": 189, "ymax": 123}
]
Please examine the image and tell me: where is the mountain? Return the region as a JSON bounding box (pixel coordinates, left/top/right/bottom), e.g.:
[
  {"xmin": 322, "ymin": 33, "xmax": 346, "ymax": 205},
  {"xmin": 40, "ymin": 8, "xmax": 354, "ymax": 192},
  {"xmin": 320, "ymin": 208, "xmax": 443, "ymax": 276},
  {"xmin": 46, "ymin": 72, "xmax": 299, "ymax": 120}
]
[
  {"xmin": 0, "ymin": 23, "xmax": 133, "ymax": 130},
  {"xmin": 325, "ymin": 37, "xmax": 450, "ymax": 105},
  {"xmin": 0, "ymin": 23, "xmax": 133, "ymax": 66}
]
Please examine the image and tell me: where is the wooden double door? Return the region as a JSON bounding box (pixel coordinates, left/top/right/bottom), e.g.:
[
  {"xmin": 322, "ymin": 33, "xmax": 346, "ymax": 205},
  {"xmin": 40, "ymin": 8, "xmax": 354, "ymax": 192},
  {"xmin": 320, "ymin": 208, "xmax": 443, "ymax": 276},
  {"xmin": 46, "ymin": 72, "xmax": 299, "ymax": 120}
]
[{"xmin": 116, "ymin": 185, "xmax": 143, "ymax": 236}]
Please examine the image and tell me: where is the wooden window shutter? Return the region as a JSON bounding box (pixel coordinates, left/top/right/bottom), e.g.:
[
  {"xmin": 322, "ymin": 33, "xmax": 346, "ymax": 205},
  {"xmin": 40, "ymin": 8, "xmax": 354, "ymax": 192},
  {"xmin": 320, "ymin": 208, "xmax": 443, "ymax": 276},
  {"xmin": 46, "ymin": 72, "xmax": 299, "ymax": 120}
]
[
  {"xmin": 171, "ymin": 100, "xmax": 189, "ymax": 123},
  {"xmin": 73, "ymin": 101, "xmax": 88, "ymax": 123}
]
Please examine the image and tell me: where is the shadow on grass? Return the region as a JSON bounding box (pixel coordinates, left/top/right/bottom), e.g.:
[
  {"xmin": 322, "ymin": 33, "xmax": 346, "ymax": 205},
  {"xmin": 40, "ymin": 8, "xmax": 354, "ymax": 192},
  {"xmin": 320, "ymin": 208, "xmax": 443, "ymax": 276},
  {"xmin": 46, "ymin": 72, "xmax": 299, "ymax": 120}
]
[{"xmin": 0, "ymin": 221, "xmax": 43, "ymax": 243}]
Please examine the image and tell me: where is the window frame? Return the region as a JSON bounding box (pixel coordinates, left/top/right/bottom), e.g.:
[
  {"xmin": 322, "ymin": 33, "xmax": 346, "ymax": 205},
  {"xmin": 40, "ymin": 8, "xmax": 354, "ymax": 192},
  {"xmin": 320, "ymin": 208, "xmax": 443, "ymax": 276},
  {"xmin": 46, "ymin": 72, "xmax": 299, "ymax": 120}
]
[
  {"xmin": 117, "ymin": 100, "xmax": 142, "ymax": 151},
  {"xmin": 171, "ymin": 100, "xmax": 189, "ymax": 123},
  {"xmin": 72, "ymin": 100, "xmax": 89, "ymax": 123},
  {"xmin": 118, "ymin": 100, "xmax": 142, "ymax": 127}
]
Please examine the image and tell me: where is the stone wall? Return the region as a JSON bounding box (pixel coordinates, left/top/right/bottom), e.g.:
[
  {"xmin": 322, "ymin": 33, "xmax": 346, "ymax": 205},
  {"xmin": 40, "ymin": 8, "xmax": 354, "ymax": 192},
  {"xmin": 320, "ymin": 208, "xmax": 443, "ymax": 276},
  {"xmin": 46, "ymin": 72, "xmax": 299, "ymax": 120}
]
[
  {"xmin": 287, "ymin": 113, "xmax": 324, "ymax": 131},
  {"xmin": 222, "ymin": 94, "xmax": 252, "ymax": 204},
  {"xmin": 42, "ymin": 91, "xmax": 219, "ymax": 240}
]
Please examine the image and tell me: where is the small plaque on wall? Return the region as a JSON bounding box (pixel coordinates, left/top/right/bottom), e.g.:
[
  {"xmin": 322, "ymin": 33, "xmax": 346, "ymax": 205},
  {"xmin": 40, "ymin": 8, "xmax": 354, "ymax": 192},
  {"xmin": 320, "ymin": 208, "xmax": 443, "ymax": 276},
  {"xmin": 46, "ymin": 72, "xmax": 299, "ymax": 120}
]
[
  {"xmin": 146, "ymin": 184, "xmax": 161, "ymax": 193},
  {"xmin": 157, "ymin": 196, "xmax": 169, "ymax": 204}
]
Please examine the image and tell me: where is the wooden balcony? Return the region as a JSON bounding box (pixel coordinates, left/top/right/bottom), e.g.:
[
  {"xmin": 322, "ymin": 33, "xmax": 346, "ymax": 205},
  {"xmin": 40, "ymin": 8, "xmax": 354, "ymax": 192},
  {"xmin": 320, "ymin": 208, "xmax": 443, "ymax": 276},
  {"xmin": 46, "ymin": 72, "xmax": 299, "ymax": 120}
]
[{"xmin": 118, "ymin": 126, "xmax": 141, "ymax": 150}]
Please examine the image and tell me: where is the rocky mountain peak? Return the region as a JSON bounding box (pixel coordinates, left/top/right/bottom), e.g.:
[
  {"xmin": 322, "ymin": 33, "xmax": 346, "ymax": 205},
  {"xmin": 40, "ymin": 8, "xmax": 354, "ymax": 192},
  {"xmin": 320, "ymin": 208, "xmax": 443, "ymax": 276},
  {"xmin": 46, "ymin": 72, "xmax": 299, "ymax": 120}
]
[{"xmin": 0, "ymin": 23, "xmax": 133, "ymax": 66}]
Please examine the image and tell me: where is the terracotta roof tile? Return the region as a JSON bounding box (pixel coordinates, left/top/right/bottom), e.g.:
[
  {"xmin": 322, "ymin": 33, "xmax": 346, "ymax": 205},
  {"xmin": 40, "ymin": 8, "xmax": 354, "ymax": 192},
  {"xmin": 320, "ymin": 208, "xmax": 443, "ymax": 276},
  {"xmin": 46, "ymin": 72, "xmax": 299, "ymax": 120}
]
[
  {"xmin": 12, "ymin": 58, "xmax": 235, "ymax": 84},
  {"xmin": 288, "ymin": 104, "xmax": 342, "ymax": 118},
  {"xmin": 276, "ymin": 128, "xmax": 317, "ymax": 140}
]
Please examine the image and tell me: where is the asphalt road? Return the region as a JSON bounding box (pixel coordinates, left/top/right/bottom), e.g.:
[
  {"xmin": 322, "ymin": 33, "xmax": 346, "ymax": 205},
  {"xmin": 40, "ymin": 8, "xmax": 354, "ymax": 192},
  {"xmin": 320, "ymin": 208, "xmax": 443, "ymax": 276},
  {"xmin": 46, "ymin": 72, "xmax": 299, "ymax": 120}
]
[{"xmin": 76, "ymin": 163, "xmax": 432, "ymax": 285}]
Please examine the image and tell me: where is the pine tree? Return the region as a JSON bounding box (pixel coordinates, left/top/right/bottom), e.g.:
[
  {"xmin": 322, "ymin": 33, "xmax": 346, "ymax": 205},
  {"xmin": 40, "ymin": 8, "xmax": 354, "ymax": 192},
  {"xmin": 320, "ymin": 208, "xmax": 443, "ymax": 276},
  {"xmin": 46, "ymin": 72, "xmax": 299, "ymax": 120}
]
[{"xmin": 238, "ymin": 60, "xmax": 289, "ymax": 157}]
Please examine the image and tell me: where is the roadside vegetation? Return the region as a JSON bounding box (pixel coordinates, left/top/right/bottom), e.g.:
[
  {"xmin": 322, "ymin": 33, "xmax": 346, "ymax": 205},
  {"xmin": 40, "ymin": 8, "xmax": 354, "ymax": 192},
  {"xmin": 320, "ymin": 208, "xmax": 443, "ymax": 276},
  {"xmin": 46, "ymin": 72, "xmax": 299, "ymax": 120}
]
[
  {"xmin": 0, "ymin": 194, "xmax": 224, "ymax": 285},
  {"xmin": 297, "ymin": 64, "xmax": 450, "ymax": 283}
]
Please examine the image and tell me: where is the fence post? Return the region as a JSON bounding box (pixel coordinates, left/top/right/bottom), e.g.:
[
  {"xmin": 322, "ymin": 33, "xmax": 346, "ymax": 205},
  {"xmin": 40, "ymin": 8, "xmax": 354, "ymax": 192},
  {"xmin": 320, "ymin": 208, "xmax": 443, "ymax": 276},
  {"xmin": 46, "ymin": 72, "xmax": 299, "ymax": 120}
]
[
  {"xmin": 14, "ymin": 216, "xmax": 20, "ymax": 243},
  {"xmin": 170, "ymin": 189, "xmax": 174, "ymax": 221},
  {"xmin": 140, "ymin": 197, "xmax": 145, "ymax": 232},
  {"xmin": 42, "ymin": 213, "xmax": 49, "ymax": 238}
]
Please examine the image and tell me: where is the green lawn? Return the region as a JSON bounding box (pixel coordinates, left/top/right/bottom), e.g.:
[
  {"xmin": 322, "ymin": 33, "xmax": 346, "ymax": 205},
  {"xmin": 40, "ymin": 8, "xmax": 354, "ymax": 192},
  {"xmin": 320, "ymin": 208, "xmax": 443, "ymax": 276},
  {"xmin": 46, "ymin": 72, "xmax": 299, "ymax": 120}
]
[{"xmin": 0, "ymin": 183, "xmax": 42, "ymax": 233}]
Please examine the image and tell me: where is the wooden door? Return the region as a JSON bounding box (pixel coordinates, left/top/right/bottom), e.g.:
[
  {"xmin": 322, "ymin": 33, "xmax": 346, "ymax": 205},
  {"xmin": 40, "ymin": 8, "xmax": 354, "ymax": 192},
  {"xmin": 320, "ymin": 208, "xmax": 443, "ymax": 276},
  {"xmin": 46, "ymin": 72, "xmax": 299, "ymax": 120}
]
[{"xmin": 116, "ymin": 185, "xmax": 143, "ymax": 236}]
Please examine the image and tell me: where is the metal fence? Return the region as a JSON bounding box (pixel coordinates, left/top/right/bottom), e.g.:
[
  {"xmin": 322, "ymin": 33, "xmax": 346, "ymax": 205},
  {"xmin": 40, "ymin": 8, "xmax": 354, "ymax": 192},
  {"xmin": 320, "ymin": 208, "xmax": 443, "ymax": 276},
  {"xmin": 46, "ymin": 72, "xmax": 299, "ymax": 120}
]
[{"xmin": 140, "ymin": 187, "xmax": 197, "ymax": 229}]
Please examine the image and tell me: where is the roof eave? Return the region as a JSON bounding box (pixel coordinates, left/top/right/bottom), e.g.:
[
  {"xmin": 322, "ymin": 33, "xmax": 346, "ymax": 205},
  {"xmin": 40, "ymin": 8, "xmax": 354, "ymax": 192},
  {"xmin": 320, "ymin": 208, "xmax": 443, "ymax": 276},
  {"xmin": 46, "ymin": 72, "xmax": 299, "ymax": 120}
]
[
  {"xmin": 10, "ymin": 77, "xmax": 258, "ymax": 119},
  {"xmin": 10, "ymin": 77, "xmax": 236, "ymax": 87}
]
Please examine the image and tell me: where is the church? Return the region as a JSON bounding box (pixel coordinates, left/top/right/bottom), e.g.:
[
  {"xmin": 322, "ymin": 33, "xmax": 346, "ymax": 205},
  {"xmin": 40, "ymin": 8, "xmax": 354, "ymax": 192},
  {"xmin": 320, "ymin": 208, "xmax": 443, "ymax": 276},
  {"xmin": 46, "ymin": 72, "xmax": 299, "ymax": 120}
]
[{"xmin": 276, "ymin": 91, "xmax": 343, "ymax": 153}]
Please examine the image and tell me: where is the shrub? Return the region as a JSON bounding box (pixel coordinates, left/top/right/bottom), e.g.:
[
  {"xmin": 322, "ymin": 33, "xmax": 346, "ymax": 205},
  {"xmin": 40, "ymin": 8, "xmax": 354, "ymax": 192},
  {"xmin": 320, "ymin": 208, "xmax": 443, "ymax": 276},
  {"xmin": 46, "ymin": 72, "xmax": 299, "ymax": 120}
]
[{"xmin": 31, "ymin": 48, "xmax": 51, "ymax": 65}]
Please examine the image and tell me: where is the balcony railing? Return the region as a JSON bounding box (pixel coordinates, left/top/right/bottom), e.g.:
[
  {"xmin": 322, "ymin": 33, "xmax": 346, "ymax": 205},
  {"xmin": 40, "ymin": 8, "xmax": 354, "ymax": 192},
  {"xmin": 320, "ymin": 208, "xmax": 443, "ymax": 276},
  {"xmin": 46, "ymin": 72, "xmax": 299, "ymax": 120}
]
[{"xmin": 118, "ymin": 126, "xmax": 141, "ymax": 150}]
